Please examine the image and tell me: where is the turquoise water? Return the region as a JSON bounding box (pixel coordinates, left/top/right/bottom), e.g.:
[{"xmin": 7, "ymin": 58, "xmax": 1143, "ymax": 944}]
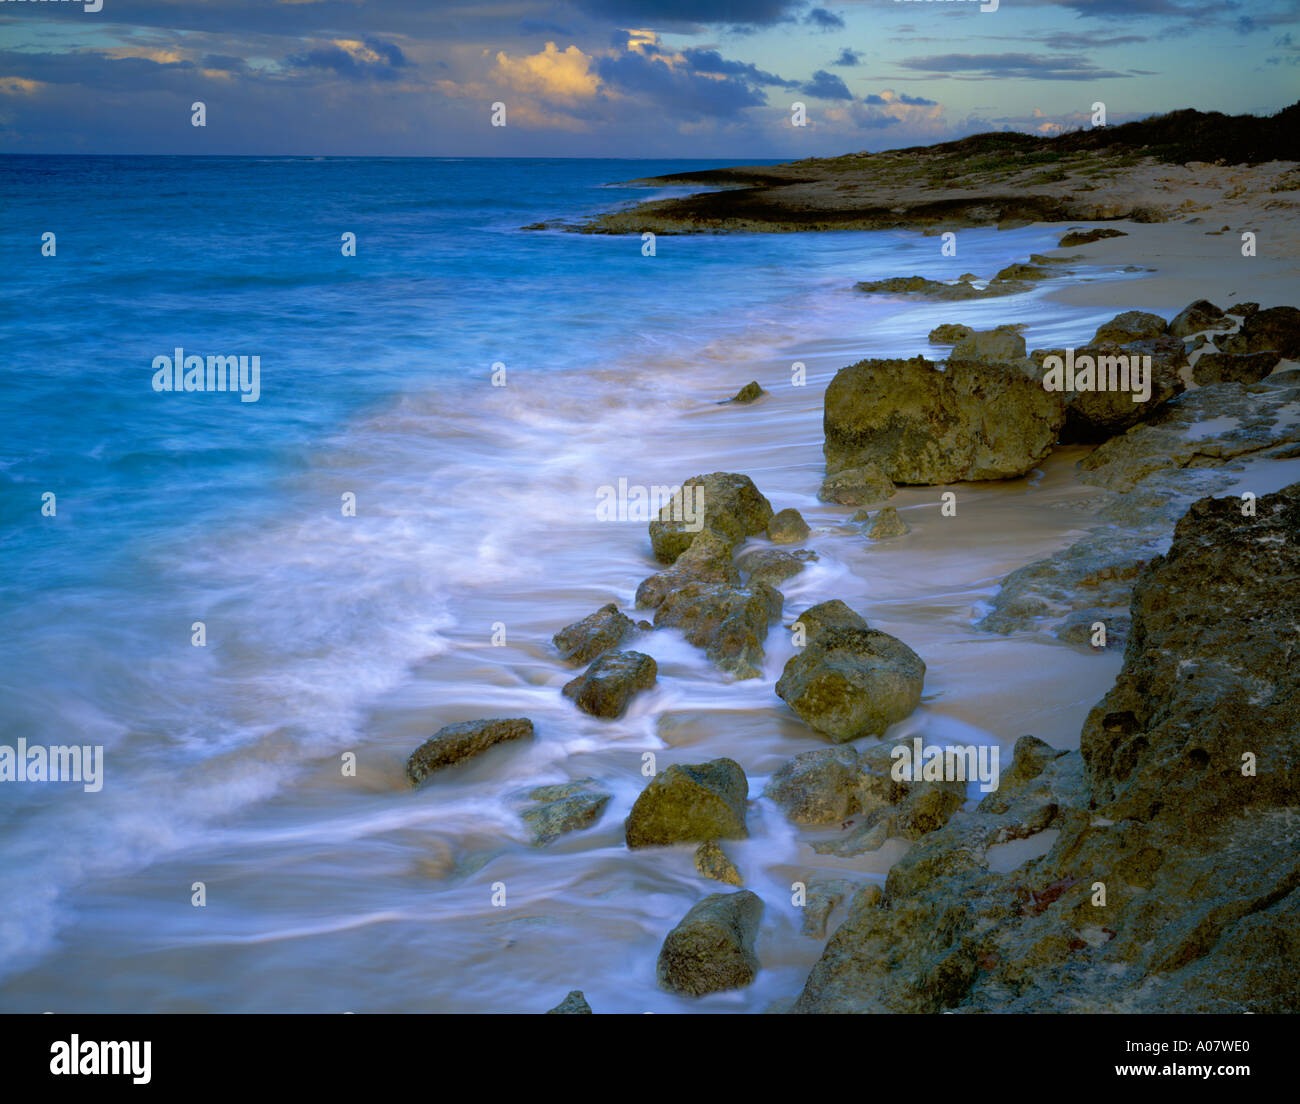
[{"xmin": 0, "ymin": 156, "xmax": 1108, "ymax": 1010}]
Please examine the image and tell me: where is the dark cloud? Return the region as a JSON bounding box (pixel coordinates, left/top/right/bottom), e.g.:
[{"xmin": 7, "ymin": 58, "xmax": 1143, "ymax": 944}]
[
  {"xmin": 571, "ymin": 0, "xmax": 798, "ymax": 26},
  {"xmin": 862, "ymin": 91, "xmax": 936, "ymax": 106},
  {"xmin": 801, "ymin": 68, "xmax": 852, "ymax": 99},
  {"xmin": 200, "ymin": 54, "xmax": 250, "ymax": 73},
  {"xmin": 831, "ymin": 47, "xmax": 863, "ymax": 66},
  {"xmin": 594, "ymin": 51, "xmax": 768, "ymax": 117},
  {"xmin": 284, "ymin": 38, "xmax": 408, "ymax": 82},
  {"xmin": 805, "ymin": 8, "xmax": 845, "ymax": 30},
  {"xmin": 900, "ymin": 52, "xmax": 1136, "ymax": 81},
  {"xmin": 680, "ymin": 47, "xmax": 798, "ymax": 87}
]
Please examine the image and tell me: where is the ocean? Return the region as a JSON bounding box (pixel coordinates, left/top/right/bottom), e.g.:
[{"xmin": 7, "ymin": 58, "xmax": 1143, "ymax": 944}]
[{"xmin": 0, "ymin": 156, "xmax": 1137, "ymax": 1011}]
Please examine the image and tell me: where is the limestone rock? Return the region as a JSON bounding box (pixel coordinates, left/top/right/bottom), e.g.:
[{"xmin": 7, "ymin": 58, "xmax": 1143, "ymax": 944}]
[
  {"xmin": 406, "ymin": 718, "xmax": 533, "ymax": 786},
  {"xmin": 657, "ymin": 891, "xmax": 763, "ymax": 996},
  {"xmin": 553, "ymin": 603, "xmax": 635, "ymax": 665},
  {"xmin": 767, "ymin": 507, "xmax": 810, "ymax": 543},
  {"xmin": 562, "ymin": 651, "xmax": 657, "ymax": 719},
  {"xmin": 625, "ymin": 758, "xmax": 749, "ymax": 848},
  {"xmin": 648, "ymin": 472, "xmax": 774, "ymax": 564}
]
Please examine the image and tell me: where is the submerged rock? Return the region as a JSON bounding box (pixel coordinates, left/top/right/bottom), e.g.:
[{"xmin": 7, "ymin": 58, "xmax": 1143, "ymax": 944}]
[
  {"xmin": 520, "ymin": 780, "xmax": 613, "ymax": 845},
  {"xmin": 823, "ymin": 356, "xmax": 1066, "ymax": 484},
  {"xmin": 553, "ymin": 603, "xmax": 635, "ymax": 665},
  {"xmin": 406, "ymin": 718, "xmax": 534, "ymax": 786},
  {"xmin": 775, "ymin": 626, "xmax": 926, "ymax": 742},
  {"xmin": 657, "ymin": 891, "xmax": 763, "ymax": 996},
  {"xmin": 1057, "ymin": 227, "xmax": 1127, "ymax": 247},
  {"xmin": 545, "ymin": 990, "xmax": 592, "ymax": 1014},
  {"xmin": 865, "ymin": 506, "xmax": 910, "ymax": 539},
  {"xmin": 625, "ymin": 758, "xmax": 749, "ymax": 848},
  {"xmin": 648, "ymin": 472, "xmax": 774, "ymax": 564},
  {"xmin": 722, "ymin": 381, "xmax": 767, "ymax": 404},
  {"xmin": 767, "ymin": 507, "xmax": 810, "ymax": 543},
  {"xmin": 654, "ymin": 580, "xmax": 782, "ymax": 679},
  {"xmin": 695, "ymin": 840, "xmax": 743, "ymax": 886},
  {"xmin": 562, "ymin": 650, "xmax": 657, "ymax": 719}
]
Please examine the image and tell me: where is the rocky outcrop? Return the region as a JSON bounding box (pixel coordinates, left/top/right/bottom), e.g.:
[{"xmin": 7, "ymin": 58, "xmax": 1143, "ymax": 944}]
[
  {"xmin": 520, "ymin": 780, "xmax": 613, "ymax": 845},
  {"xmin": 1058, "ymin": 227, "xmax": 1126, "ymax": 247},
  {"xmin": 406, "ymin": 718, "xmax": 534, "ymax": 786},
  {"xmin": 1192, "ymin": 350, "xmax": 1281, "ymax": 385},
  {"xmin": 1092, "ymin": 310, "xmax": 1167, "ymax": 344},
  {"xmin": 649, "ymin": 472, "xmax": 773, "ymax": 564},
  {"xmin": 553, "ymin": 604, "xmax": 635, "ymax": 665},
  {"xmin": 562, "ymin": 651, "xmax": 657, "ymax": 719},
  {"xmin": 794, "ymin": 485, "xmax": 1300, "ymax": 1013},
  {"xmin": 636, "ymin": 529, "xmax": 738, "ymax": 610},
  {"xmin": 625, "ymin": 758, "xmax": 750, "ymax": 848},
  {"xmin": 823, "ymin": 356, "xmax": 1066, "ymax": 484},
  {"xmin": 654, "ymin": 580, "xmax": 782, "ymax": 679},
  {"xmin": 1212, "ymin": 305, "xmax": 1300, "ymax": 359},
  {"xmin": 1169, "ymin": 298, "xmax": 1231, "ymax": 338},
  {"xmin": 775, "ymin": 626, "xmax": 926, "ymax": 742},
  {"xmin": 657, "ymin": 891, "xmax": 763, "ymax": 996}
]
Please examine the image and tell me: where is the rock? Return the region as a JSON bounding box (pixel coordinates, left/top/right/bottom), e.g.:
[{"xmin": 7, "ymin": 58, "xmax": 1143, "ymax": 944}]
[
  {"xmin": 521, "ymin": 780, "xmax": 613, "ymax": 845},
  {"xmin": 866, "ymin": 506, "xmax": 910, "ymax": 539},
  {"xmin": 767, "ymin": 507, "xmax": 810, "ymax": 543},
  {"xmin": 1225, "ymin": 301, "xmax": 1259, "ymax": 317},
  {"xmin": 823, "ymin": 355, "xmax": 1066, "ymax": 485},
  {"xmin": 636, "ymin": 529, "xmax": 739, "ymax": 610},
  {"xmin": 722, "ymin": 381, "xmax": 766, "ymax": 404},
  {"xmin": 1192, "ymin": 350, "xmax": 1281, "ymax": 385},
  {"xmin": 695, "ymin": 841, "xmax": 743, "ymax": 886},
  {"xmin": 802, "ymin": 878, "xmax": 857, "ymax": 938},
  {"xmin": 545, "ymin": 990, "xmax": 592, "ymax": 1014},
  {"xmin": 625, "ymin": 758, "xmax": 749, "ymax": 848},
  {"xmin": 764, "ymin": 746, "xmax": 864, "ymax": 825},
  {"xmin": 648, "ymin": 472, "xmax": 774, "ymax": 564},
  {"xmin": 657, "ymin": 891, "xmax": 763, "ymax": 996},
  {"xmin": 737, "ymin": 547, "xmax": 817, "ymax": 586},
  {"xmin": 950, "ymin": 328, "xmax": 1027, "ymax": 365},
  {"xmin": 1092, "ymin": 310, "xmax": 1168, "ymax": 344},
  {"xmin": 1168, "ymin": 298, "xmax": 1231, "ymax": 338},
  {"xmin": 1058, "ymin": 227, "xmax": 1127, "ymax": 247},
  {"xmin": 854, "ymin": 275, "xmax": 1001, "ymax": 301},
  {"xmin": 562, "ymin": 651, "xmax": 657, "ymax": 719},
  {"xmin": 818, "ymin": 463, "xmax": 897, "ymax": 506},
  {"xmin": 992, "ymin": 263, "xmax": 1050, "ymax": 283},
  {"xmin": 928, "ymin": 323, "xmax": 974, "ymax": 345},
  {"xmin": 553, "ymin": 603, "xmax": 635, "ymax": 665},
  {"xmin": 406, "ymin": 718, "xmax": 534, "ymax": 786},
  {"xmin": 1057, "ymin": 608, "xmax": 1131, "ymax": 650},
  {"xmin": 775, "ymin": 626, "xmax": 926, "ymax": 742},
  {"xmin": 794, "ymin": 486, "xmax": 1300, "ymax": 1013},
  {"xmin": 654, "ymin": 580, "xmax": 782, "ymax": 679},
  {"xmin": 1032, "ymin": 336, "xmax": 1187, "ymax": 443},
  {"xmin": 1212, "ymin": 305, "xmax": 1300, "ymax": 359},
  {"xmin": 789, "ymin": 599, "xmax": 869, "ymax": 643}
]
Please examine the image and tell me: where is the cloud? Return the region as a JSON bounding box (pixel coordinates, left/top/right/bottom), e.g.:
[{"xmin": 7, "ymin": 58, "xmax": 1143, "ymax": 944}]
[
  {"xmin": 805, "ymin": 8, "xmax": 845, "ymax": 30},
  {"xmin": 595, "ymin": 50, "xmax": 768, "ymax": 117},
  {"xmin": 863, "ymin": 90, "xmax": 936, "ymax": 106},
  {"xmin": 680, "ymin": 47, "xmax": 798, "ymax": 87},
  {"xmin": 831, "ymin": 47, "xmax": 863, "ymax": 66},
  {"xmin": 570, "ymin": 0, "xmax": 799, "ymax": 27},
  {"xmin": 284, "ymin": 38, "xmax": 409, "ymax": 81},
  {"xmin": 493, "ymin": 41, "xmax": 600, "ymax": 102},
  {"xmin": 801, "ymin": 68, "xmax": 852, "ymax": 99},
  {"xmin": 900, "ymin": 52, "xmax": 1136, "ymax": 81}
]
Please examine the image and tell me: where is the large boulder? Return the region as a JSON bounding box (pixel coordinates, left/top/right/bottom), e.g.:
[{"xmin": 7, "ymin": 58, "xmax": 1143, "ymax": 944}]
[
  {"xmin": 1092, "ymin": 310, "xmax": 1167, "ymax": 344},
  {"xmin": 657, "ymin": 891, "xmax": 763, "ymax": 996},
  {"xmin": 405, "ymin": 718, "xmax": 533, "ymax": 786},
  {"xmin": 553, "ymin": 603, "xmax": 635, "ymax": 665},
  {"xmin": 823, "ymin": 356, "xmax": 1066, "ymax": 484},
  {"xmin": 648, "ymin": 472, "xmax": 774, "ymax": 564},
  {"xmin": 1212, "ymin": 305, "xmax": 1300, "ymax": 359},
  {"xmin": 625, "ymin": 758, "xmax": 749, "ymax": 848},
  {"xmin": 775, "ymin": 626, "xmax": 926, "ymax": 742},
  {"xmin": 562, "ymin": 651, "xmax": 657, "ymax": 719},
  {"xmin": 654, "ymin": 580, "xmax": 782, "ymax": 680},
  {"xmin": 1192, "ymin": 350, "xmax": 1280, "ymax": 385}
]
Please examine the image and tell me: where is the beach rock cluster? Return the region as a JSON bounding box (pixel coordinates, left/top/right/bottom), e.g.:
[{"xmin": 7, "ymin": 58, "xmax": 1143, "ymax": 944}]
[{"xmin": 795, "ymin": 483, "xmax": 1300, "ymax": 1013}]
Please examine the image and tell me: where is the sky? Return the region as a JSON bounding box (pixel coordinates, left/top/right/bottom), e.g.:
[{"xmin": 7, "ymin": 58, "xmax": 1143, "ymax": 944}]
[{"xmin": 0, "ymin": 0, "xmax": 1297, "ymax": 157}]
